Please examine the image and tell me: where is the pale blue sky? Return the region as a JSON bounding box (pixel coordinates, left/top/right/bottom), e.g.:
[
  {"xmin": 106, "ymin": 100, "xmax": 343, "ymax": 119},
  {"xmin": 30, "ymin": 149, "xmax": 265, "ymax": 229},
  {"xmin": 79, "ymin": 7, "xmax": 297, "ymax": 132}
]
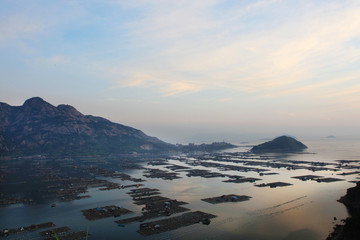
[{"xmin": 1, "ymin": 0, "xmax": 360, "ymax": 143}]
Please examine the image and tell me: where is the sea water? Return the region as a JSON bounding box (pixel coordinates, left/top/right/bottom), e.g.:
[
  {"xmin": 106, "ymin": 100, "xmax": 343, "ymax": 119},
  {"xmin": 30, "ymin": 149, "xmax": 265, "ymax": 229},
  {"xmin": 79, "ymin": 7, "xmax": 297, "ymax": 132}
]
[{"xmin": 1, "ymin": 138, "xmax": 359, "ymax": 240}]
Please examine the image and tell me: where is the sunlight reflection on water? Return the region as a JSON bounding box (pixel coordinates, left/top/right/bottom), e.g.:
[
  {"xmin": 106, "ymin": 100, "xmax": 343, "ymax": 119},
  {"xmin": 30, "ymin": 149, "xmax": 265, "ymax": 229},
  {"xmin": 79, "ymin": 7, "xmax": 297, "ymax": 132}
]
[{"xmin": 1, "ymin": 139, "xmax": 359, "ymax": 239}]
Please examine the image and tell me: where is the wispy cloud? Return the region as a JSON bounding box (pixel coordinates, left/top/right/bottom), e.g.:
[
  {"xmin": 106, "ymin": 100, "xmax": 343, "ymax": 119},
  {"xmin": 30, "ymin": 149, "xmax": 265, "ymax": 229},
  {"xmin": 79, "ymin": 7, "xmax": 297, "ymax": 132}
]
[
  {"xmin": 320, "ymin": 84, "xmax": 360, "ymax": 99},
  {"xmin": 161, "ymin": 81, "xmax": 204, "ymax": 96},
  {"xmin": 4, "ymin": 0, "xmax": 359, "ymax": 99},
  {"xmin": 106, "ymin": 0, "xmax": 360, "ymax": 99},
  {"xmin": 261, "ymin": 75, "xmax": 360, "ymax": 98},
  {"xmin": 2, "ymin": 0, "xmax": 360, "ymax": 135}
]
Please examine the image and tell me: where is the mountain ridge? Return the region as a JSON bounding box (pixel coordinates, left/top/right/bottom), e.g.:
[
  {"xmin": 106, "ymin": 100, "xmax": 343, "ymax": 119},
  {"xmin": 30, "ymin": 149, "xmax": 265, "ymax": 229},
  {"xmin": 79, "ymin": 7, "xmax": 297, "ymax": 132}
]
[{"xmin": 0, "ymin": 97, "xmax": 174, "ymax": 156}]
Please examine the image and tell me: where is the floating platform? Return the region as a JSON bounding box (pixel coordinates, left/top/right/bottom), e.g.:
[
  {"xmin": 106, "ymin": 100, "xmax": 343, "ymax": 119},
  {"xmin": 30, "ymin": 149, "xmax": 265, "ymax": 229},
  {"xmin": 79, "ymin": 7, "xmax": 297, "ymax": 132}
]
[
  {"xmin": 98, "ymin": 183, "xmax": 122, "ymax": 191},
  {"xmin": 335, "ymin": 160, "xmax": 360, "ymax": 164},
  {"xmin": 44, "ymin": 230, "xmax": 90, "ymax": 240},
  {"xmin": 223, "ymin": 177, "xmax": 261, "ymax": 183},
  {"xmin": 139, "ymin": 198, "xmax": 187, "ymax": 209},
  {"xmin": 201, "ymin": 194, "xmax": 252, "ymax": 204},
  {"xmin": 255, "ymin": 182, "xmax": 293, "ymax": 188},
  {"xmin": 40, "ymin": 226, "xmax": 71, "ymax": 236},
  {"xmin": 56, "ymin": 188, "xmax": 87, "ymax": 197},
  {"xmin": 60, "ymin": 195, "xmax": 91, "ymax": 201},
  {"xmin": 130, "ymin": 191, "xmax": 161, "ymax": 198},
  {"xmin": 128, "ymin": 187, "xmax": 160, "ymax": 194},
  {"xmin": 137, "ymin": 211, "xmax": 217, "ymax": 236},
  {"xmin": 117, "ymin": 187, "xmax": 190, "ymax": 224},
  {"xmin": 147, "ymin": 161, "xmax": 170, "ymax": 166},
  {"xmin": 121, "ymin": 184, "xmax": 144, "ymax": 189},
  {"xmin": 127, "ymin": 188, "xmax": 161, "ymax": 198},
  {"xmin": 133, "ymin": 196, "xmax": 171, "ymax": 205},
  {"xmin": 197, "ymin": 161, "xmax": 268, "ymax": 173},
  {"xmin": 143, "ymin": 168, "xmax": 181, "ymax": 180},
  {"xmin": 185, "ymin": 169, "xmax": 226, "ymax": 178},
  {"xmin": 115, "ymin": 201, "xmax": 190, "ymax": 225},
  {"xmin": 0, "ymin": 197, "xmax": 33, "ymax": 206},
  {"xmin": 260, "ymin": 172, "xmax": 279, "ymax": 176},
  {"xmin": 1, "ymin": 222, "xmax": 55, "ymax": 237},
  {"xmin": 337, "ymin": 171, "xmax": 360, "ymax": 176},
  {"xmin": 316, "ymin": 178, "xmax": 345, "ymax": 183},
  {"xmin": 111, "ymin": 172, "xmax": 145, "ymax": 182},
  {"xmin": 82, "ymin": 205, "xmax": 132, "ymax": 220},
  {"xmin": 165, "ymin": 164, "xmax": 190, "ymax": 171},
  {"xmin": 292, "ymin": 175, "xmax": 324, "ymax": 181}
]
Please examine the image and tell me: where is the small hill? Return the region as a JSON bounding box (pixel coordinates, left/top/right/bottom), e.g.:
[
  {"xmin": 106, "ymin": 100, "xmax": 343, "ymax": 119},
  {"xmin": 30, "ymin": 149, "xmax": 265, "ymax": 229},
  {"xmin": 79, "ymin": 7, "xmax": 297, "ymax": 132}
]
[
  {"xmin": 0, "ymin": 97, "xmax": 175, "ymax": 156},
  {"xmin": 251, "ymin": 136, "xmax": 307, "ymax": 153}
]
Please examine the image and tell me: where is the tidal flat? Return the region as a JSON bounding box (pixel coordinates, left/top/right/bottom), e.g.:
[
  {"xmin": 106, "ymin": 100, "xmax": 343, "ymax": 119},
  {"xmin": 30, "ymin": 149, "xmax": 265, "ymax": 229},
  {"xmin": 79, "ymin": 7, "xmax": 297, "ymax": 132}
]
[{"xmin": 1, "ymin": 139, "xmax": 360, "ymax": 240}]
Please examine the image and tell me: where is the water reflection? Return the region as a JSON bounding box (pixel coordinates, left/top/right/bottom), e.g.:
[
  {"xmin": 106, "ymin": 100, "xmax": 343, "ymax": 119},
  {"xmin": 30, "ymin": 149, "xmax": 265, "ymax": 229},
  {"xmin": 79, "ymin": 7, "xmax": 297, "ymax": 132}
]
[{"xmin": 1, "ymin": 139, "xmax": 359, "ymax": 239}]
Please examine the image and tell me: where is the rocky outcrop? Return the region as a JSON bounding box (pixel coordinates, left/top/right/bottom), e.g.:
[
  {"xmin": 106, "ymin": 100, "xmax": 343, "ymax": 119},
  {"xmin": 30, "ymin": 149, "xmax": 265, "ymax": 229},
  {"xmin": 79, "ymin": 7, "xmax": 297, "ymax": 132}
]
[{"xmin": 327, "ymin": 182, "xmax": 360, "ymax": 240}]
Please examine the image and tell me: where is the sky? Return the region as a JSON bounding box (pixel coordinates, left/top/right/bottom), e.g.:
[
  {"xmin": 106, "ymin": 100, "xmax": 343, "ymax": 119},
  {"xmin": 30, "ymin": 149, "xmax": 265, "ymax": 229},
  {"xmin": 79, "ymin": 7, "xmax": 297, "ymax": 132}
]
[{"xmin": 1, "ymin": 0, "xmax": 360, "ymax": 143}]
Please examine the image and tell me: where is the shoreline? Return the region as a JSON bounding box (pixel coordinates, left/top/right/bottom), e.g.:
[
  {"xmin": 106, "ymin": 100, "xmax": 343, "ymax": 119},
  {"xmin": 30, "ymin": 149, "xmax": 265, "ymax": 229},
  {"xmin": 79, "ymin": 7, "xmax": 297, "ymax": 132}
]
[{"xmin": 327, "ymin": 182, "xmax": 360, "ymax": 240}]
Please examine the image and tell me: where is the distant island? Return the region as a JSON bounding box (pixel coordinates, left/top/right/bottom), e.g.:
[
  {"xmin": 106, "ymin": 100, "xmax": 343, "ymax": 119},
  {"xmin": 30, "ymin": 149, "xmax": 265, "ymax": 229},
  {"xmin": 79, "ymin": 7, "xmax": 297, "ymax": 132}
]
[
  {"xmin": 177, "ymin": 142, "xmax": 237, "ymax": 152},
  {"xmin": 326, "ymin": 135, "xmax": 336, "ymax": 138},
  {"xmin": 251, "ymin": 135, "xmax": 307, "ymax": 153},
  {"xmin": 0, "ymin": 97, "xmax": 236, "ymax": 156}
]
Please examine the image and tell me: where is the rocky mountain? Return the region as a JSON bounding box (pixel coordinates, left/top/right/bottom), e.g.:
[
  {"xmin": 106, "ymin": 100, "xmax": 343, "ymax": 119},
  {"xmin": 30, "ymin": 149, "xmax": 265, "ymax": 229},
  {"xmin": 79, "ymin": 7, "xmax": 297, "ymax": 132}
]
[
  {"xmin": 251, "ymin": 135, "xmax": 307, "ymax": 153},
  {"xmin": 0, "ymin": 97, "xmax": 175, "ymax": 156}
]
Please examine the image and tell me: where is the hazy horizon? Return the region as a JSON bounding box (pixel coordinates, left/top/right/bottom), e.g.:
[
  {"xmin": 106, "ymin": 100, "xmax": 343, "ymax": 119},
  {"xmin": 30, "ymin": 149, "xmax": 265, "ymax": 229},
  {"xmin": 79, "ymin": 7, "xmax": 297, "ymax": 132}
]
[
  {"xmin": 2, "ymin": 96, "xmax": 358, "ymax": 145},
  {"xmin": 1, "ymin": 0, "xmax": 360, "ymax": 143}
]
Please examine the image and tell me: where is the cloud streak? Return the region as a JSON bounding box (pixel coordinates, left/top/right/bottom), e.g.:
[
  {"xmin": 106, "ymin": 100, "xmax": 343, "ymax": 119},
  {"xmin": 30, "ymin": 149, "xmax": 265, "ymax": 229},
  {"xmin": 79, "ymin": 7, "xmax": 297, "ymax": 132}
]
[
  {"xmin": 1, "ymin": 0, "xmax": 360, "ymax": 138},
  {"xmin": 3, "ymin": 0, "xmax": 359, "ymax": 100},
  {"xmin": 104, "ymin": 0, "xmax": 360, "ymax": 101}
]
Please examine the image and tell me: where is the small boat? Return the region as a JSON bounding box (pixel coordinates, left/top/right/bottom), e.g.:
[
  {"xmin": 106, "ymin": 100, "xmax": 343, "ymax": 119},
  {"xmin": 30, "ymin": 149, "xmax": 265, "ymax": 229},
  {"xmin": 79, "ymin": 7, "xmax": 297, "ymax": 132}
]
[{"xmin": 201, "ymin": 218, "xmax": 211, "ymax": 225}]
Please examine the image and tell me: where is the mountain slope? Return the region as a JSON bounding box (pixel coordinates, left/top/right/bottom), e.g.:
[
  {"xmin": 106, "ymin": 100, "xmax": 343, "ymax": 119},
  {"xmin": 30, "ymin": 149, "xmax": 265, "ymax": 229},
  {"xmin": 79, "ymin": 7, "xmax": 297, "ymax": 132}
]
[
  {"xmin": 251, "ymin": 135, "xmax": 307, "ymax": 153},
  {"xmin": 0, "ymin": 97, "xmax": 174, "ymax": 156}
]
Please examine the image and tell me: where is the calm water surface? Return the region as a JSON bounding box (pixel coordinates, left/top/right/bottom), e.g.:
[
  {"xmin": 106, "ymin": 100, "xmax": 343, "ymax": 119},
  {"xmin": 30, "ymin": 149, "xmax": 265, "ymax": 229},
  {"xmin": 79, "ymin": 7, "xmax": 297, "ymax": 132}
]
[{"xmin": 1, "ymin": 138, "xmax": 360, "ymax": 240}]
